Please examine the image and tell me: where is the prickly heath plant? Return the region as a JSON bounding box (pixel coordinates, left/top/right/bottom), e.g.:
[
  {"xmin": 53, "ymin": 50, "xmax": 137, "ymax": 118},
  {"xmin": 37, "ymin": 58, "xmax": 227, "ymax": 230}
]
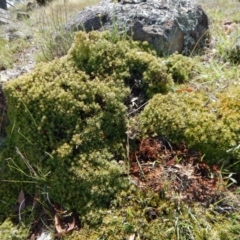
[
  {"xmin": 164, "ymin": 53, "xmax": 197, "ymax": 84},
  {"xmin": 0, "ymin": 218, "xmax": 29, "ymax": 239},
  {"xmin": 138, "ymin": 87, "xmax": 240, "ymax": 167},
  {"xmin": 68, "ymin": 31, "xmax": 175, "ymax": 98},
  {"xmin": 2, "ymin": 56, "xmax": 129, "ymax": 218}
]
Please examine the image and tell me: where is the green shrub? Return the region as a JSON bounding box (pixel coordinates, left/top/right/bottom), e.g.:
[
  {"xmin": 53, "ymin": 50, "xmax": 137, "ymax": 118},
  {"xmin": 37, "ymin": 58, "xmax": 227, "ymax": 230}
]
[
  {"xmin": 126, "ymin": 49, "xmax": 173, "ymax": 97},
  {"xmin": 3, "ymin": 29, "xmax": 237, "ymax": 238},
  {"xmin": 1, "ymin": 30, "xmax": 184, "ymax": 226},
  {"xmin": 165, "ymin": 53, "xmax": 197, "ymax": 84},
  {"xmin": 139, "ymin": 87, "xmax": 240, "ymax": 167},
  {"xmin": 69, "ymin": 32, "xmax": 197, "ymax": 98},
  {"xmin": 2, "ymin": 57, "xmax": 129, "ymax": 217},
  {"xmin": 62, "ymin": 188, "xmax": 240, "ymax": 240},
  {"xmin": 228, "ymin": 41, "xmax": 240, "ymax": 64},
  {"xmin": 69, "ymin": 31, "xmax": 174, "ymax": 98},
  {"xmin": 0, "ymin": 218, "xmax": 29, "ymax": 240}
]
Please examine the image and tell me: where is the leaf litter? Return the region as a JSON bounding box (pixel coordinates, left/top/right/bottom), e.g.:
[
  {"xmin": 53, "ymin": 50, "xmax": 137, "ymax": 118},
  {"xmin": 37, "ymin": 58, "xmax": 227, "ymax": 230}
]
[{"xmin": 129, "ymin": 137, "xmax": 237, "ymax": 206}]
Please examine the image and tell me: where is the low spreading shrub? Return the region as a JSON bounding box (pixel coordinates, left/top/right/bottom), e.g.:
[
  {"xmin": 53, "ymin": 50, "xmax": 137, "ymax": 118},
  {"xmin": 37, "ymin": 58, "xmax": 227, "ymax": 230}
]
[
  {"xmin": 164, "ymin": 53, "xmax": 197, "ymax": 84},
  {"xmin": 1, "ymin": 30, "xmax": 198, "ymax": 223},
  {"xmin": 139, "ymin": 87, "xmax": 240, "ymax": 168},
  {"xmin": 2, "ymin": 56, "xmax": 129, "ymax": 217},
  {"xmin": 0, "ymin": 31, "xmax": 210, "ymax": 216},
  {"xmin": 68, "ymin": 31, "xmax": 191, "ymax": 98}
]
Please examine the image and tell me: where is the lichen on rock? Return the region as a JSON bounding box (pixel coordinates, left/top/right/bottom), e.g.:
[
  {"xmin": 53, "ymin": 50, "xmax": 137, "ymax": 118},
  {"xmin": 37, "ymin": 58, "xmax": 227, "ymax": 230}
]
[{"xmin": 66, "ymin": 0, "xmax": 209, "ymax": 55}]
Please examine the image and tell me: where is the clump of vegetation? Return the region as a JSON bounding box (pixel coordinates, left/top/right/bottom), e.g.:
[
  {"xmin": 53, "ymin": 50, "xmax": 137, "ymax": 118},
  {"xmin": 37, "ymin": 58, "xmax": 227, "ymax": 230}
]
[
  {"xmin": 0, "ymin": 30, "xmax": 203, "ymax": 237},
  {"xmin": 1, "ymin": 0, "xmax": 240, "ymax": 237},
  {"xmin": 52, "ymin": 187, "xmax": 240, "ymax": 240},
  {"xmin": 2, "ymin": 55, "xmax": 129, "ymax": 219},
  {"xmin": 138, "ymin": 87, "xmax": 240, "ymax": 168},
  {"xmin": 35, "ymin": 7, "xmax": 75, "ymax": 63},
  {"xmin": 215, "ymin": 34, "xmax": 240, "ymax": 64},
  {"xmin": 165, "ymin": 53, "xmax": 197, "ymax": 84},
  {"xmin": 227, "ymin": 40, "xmax": 240, "ymax": 64},
  {"xmin": 36, "ymin": 28, "xmax": 74, "ymax": 63},
  {"xmin": 69, "ymin": 31, "xmax": 197, "ymax": 98},
  {"xmin": 0, "ymin": 218, "xmax": 29, "ymax": 239},
  {"xmin": 0, "ymin": 38, "xmax": 13, "ymax": 70},
  {"xmin": 0, "ymin": 37, "xmax": 31, "ymax": 70}
]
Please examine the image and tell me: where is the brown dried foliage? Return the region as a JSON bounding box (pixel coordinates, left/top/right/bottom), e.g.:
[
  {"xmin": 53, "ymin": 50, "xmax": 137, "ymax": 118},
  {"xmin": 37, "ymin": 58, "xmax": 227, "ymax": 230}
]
[{"xmin": 130, "ymin": 137, "xmax": 223, "ymax": 204}]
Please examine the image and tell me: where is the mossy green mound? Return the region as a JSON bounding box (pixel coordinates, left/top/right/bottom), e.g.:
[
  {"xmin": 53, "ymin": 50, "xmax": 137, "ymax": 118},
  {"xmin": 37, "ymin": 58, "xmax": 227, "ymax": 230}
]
[
  {"xmin": 69, "ymin": 31, "xmax": 196, "ymax": 98},
  {"xmin": 0, "ymin": 218, "xmax": 29, "ymax": 240},
  {"xmin": 2, "ymin": 57, "xmax": 129, "ymax": 217},
  {"xmin": 0, "ymin": 30, "xmax": 176, "ymax": 222},
  {"xmin": 139, "ymin": 87, "xmax": 240, "ymax": 168},
  {"xmin": 1, "ymin": 187, "xmax": 240, "ymax": 240},
  {"xmin": 1, "ymin": 31, "xmax": 197, "ymax": 216}
]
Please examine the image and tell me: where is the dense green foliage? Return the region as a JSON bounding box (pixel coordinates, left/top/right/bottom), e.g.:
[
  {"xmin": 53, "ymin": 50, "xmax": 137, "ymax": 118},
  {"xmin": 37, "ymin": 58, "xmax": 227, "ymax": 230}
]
[
  {"xmin": 165, "ymin": 53, "xmax": 196, "ymax": 84},
  {"xmin": 69, "ymin": 31, "xmax": 195, "ymax": 97},
  {"xmin": 0, "ymin": 218, "xmax": 29, "ymax": 239},
  {"xmin": 2, "ymin": 56, "xmax": 129, "ymax": 218},
  {"xmin": 1, "ymin": 29, "xmax": 240, "ymax": 239},
  {"xmin": 61, "ymin": 188, "xmax": 240, "ymax": 240},
  {"xmin": 139, "ymin": 87, "xmax": 240, "ymax": 167}
]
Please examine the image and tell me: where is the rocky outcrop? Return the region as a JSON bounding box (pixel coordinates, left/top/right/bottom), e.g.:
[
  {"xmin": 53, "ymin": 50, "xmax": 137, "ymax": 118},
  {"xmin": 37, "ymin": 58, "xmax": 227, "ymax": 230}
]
[{"xmin": 66, "ymin": 0, "xmax": 209, "ymax": 55}]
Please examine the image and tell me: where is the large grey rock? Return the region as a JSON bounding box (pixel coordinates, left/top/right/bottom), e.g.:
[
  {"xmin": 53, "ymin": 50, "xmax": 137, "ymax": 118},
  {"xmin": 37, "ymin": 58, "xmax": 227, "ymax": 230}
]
[
  {"xmin": 0, "ymin": 8, "xmax": 11, "ymax": 25},
  {"xmin": 66, "ymin": 0, "xmax": 209, "ymax": 55}
]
